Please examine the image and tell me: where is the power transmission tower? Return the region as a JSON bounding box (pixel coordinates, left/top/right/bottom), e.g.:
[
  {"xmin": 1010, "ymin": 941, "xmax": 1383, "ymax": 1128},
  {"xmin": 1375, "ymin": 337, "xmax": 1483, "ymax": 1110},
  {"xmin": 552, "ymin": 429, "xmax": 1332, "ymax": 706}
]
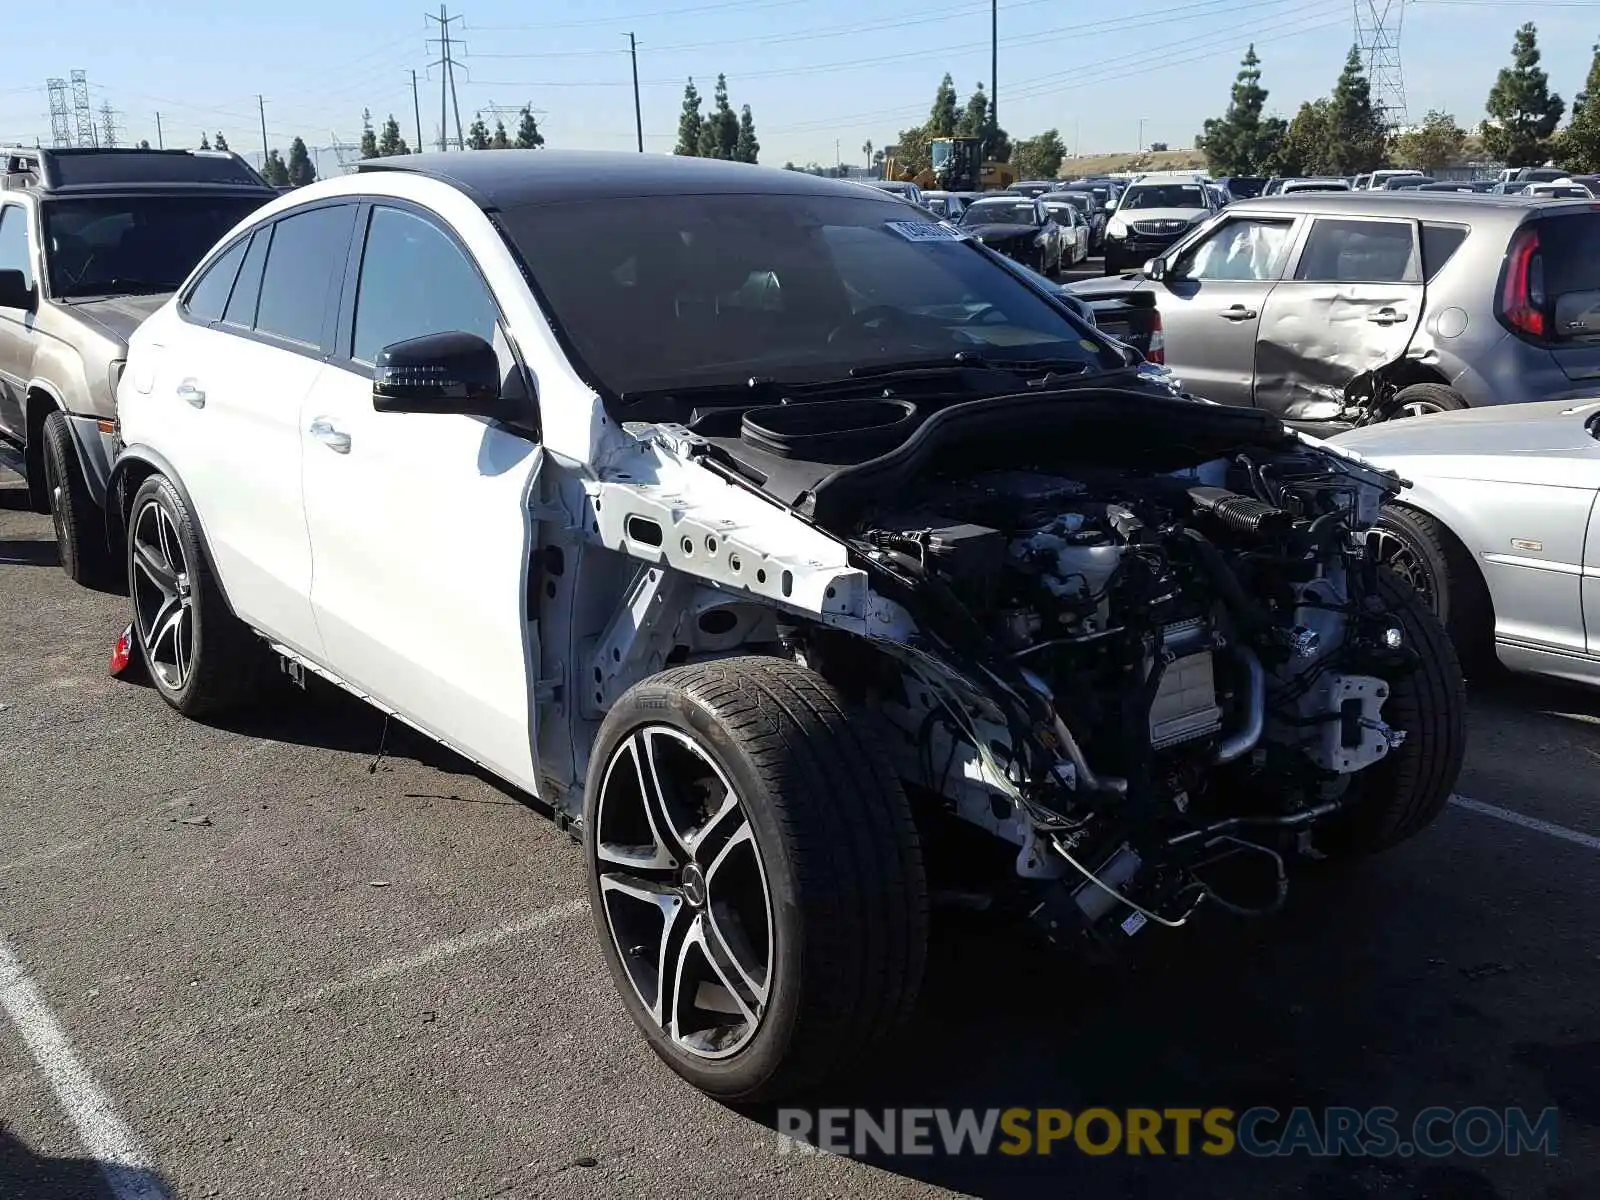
[
  {"xmin": 70, "ymin": 70, "xmax": 95, "ymax": 147},
  {"xmin": 47, "ymin": 79, "xmax": 72, "ymax": 147},
  {"xmin": 426, "ymin": 5, "xmax": 467, "ymax": 151},
  {"xmin": 98, "ymin": 101, "xmax": 118, "ymax": 149},
  {"xmin": 1355, "ymin": 0, "xmax": 1408, "ymax": 128},
  {"xmin": 328, "ymin": 131, "xmax": 363, "ymax": 172}
]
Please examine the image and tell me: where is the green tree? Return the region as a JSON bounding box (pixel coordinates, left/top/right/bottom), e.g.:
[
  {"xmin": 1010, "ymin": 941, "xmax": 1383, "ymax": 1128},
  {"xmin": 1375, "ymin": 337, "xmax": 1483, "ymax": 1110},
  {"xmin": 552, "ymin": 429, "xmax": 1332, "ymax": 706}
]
[
  {"xmin": 1560, "ymin": 40, "xmax": 1600, "ymax": 172},
  {"xmin": 490, "ymin": 119, "xmax": 511, "ymax": 150},
  {"xmin": 1011, "ymin": 129, "xmax": 1067, "ymax": 180},
  {"xmin": 359, "ymin": 109, "xmax": 379, "ymax": 159},
  {"xmin": 862, "ymin": 138, "xmax": 873, "ymax": 167},
  {"xmin": 1326, "ymin": 46, "xmax": 1389, "ymax": 173},
  {"xmin": 1483, "ymin": 23, "xmax": 1565, "ymax": 167},
  {"xmin": 214, "ymin": 131, "xmax": 229, "ymax": 151},
  {"xmin": 1275, "ymin": 99, "xmax": 1334, "ymax": 176},
  {"xmin": 287, "ymin": 137, "xmax": 316, "ymax": 187},
  {"xmin": 467, "ymin": 116, "xmax": 491, "ymax": 150},
  {"xmin": 199, "ymin": 133, "xmax": 211, "ymax": 150},
  {"xmin": 261, "ymin": 149, "xmax": 289, "ymax": 186},
  {"xmin": 1199, "ymin": 45, "xmax": 1287, "ymax": 175},
  {"xmin": 955, "ymin": 83, "xmax": 988, "ymax": 139},
  {"xmin": 376, "ymin": 115, "xmax": 409, "ymax": 156},
  {"xmin": 697, "ymin": 74, "xmax": 738, "ymax": 159},
  {"xmin": 1393, "ymin": 109, "xmax": 1467, "ymax": 171},
  {"xmin": 136, "ymin": 138, "xmax": 151, "ymax": 150},
  {"xmin": 928, "ymin": 73, "xmax": 960, "ymax": 137},
  {"xmin": 514, "ymin": 106, "xmax": 545, "ymax": 149},
  {"xmin": 734, "ymin": 105, "xmax": 760, "ymax": 163},
  {"xmin": 892, "ymin": 125, "xmax": 931, "ymax": 174},
  {"xmin": 676, "ymin": 78, "xmax": 703, "ymax": 156}
]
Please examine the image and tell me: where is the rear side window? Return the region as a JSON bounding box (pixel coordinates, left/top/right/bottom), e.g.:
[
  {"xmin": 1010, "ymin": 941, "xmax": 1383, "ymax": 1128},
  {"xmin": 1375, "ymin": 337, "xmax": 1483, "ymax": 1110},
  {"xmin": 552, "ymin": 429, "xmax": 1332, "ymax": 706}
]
[
  {"xmin": 254, "ymin": 205, "xmax": 355, "ymax": 347},
  {"xmin": 184, "ymin": 238, "xmax": 249, "ymax": 323},
  {"xmin": 1293, "ymin": 218, "xmax": 1419, "ymax": 283},
  {"xmin": 1419, "ymin": 222, "xmax": 1468, "ymax": 282},
  {"xmin": 223, "ymin": 230, "xmax": 268, "ymax": 328}
]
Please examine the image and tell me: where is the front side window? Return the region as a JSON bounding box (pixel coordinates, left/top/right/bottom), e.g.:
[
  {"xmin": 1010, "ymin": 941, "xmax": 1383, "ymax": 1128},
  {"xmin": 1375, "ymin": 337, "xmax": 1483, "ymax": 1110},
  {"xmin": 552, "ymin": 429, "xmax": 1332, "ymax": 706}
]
[
  {"xmin": 1177, "ymin": 217, "xmax": 1295, "ymax": 282},
  {"xmin": 254, "ymin": 205, "xmax": 356, "ymax": 347},
  {"xmin": 1293, "ymin": 218, "xmax": 1419, "ymax": 284},
  {"xmin": 497, "ymin": 192, "xmax": 1121, "ymax": 401},
  {"xmin": 183, "ymin": 237, "xmax": 249, "ymax": 323},
  {"xmin": 40, "ymin": 195, "xmax": 265, "ymax": 298},
  {"xmin": 351, "ymin": 206, "xmax": 500, "ymax": 364},
  {"xmin": 0, "ymin": 204, "xmax": 31, "ymax": 293}
]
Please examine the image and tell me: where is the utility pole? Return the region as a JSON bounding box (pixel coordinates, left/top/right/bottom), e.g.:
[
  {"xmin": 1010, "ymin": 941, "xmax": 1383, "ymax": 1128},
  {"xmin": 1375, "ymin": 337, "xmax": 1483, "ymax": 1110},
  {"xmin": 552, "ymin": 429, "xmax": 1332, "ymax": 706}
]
[
  {"xmin": 258, "ymin": 95, "xmax": 269, "ymax": 165},
  {"xmin": 426, "ymin": 5, "xmax": 467, "ymax": 150},
  {"xmin": 627, "ymin": 33, "xmax": 643, "ymax": 152},
  {"xmin": 1137, "ymin": 117, "xmax": 1148, "ymax": 154},
  {"xmin": 411, "ymin": 70, "xmax": 423, "ymax": 153},
  {"xmin": 155, "ymin": 111, "xmax": 163, "ymax": 150},
  {"xmin": 990, "ymin": 0, "xmax": 997, "ymax": 149}
]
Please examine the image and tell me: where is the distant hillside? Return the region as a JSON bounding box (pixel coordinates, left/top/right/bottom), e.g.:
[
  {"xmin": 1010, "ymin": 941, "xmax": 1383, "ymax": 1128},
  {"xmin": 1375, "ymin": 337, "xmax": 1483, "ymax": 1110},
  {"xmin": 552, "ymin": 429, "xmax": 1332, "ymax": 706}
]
[{"xmin": 1061, "ymin": 148, "xmax": 1208, "ymax": 177}]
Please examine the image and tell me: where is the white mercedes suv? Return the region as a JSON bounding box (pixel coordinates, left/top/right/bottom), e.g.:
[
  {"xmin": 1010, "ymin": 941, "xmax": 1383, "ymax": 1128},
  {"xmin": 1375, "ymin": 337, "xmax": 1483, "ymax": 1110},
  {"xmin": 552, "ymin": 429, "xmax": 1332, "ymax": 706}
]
[{"xmin": 108, "ymin": 151, "xmax": 1462, "ymax": 1102}]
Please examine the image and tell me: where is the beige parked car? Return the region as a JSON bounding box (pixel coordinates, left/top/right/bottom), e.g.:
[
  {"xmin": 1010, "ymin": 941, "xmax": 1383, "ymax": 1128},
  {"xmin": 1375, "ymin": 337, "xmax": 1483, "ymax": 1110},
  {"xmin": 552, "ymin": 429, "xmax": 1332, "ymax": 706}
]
[{"xmin": 0, "ymin": 145, "xmax": 273, "ymax": 584}]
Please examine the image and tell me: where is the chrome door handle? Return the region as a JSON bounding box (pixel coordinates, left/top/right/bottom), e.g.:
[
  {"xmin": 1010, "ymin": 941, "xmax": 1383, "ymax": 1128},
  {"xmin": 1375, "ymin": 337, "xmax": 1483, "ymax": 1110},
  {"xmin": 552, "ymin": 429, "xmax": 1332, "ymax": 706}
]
[
  {"xmin": 308, "ymin": 418, "xmax": 352, "ymax": 454},
  {"xmin": 175, "ymin": 379, "xmax": 205, "ymax": 408},
  {"xmin": 1367, "ymin": 308, "xmax": 1408, "ymax": 325},
  {"xmin": 1219, "ymin": 305, "xmax": 1257, "ymax": 321}
]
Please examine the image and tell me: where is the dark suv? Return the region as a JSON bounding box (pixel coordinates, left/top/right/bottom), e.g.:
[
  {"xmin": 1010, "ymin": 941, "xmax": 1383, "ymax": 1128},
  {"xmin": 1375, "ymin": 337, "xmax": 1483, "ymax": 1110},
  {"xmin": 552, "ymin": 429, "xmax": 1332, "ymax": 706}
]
[
  {"xmin": 0, "ymin": 146, "xmax": 274, "ymax": 583},
  {"xmin": 1067, "ymin": 190, "xmax": 1600, "ymax": 426}
]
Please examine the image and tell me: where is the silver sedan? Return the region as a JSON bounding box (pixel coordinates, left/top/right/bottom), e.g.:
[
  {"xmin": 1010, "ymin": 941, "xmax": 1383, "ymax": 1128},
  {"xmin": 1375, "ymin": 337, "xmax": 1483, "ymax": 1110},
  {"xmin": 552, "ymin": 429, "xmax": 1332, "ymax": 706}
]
[{"xmin": 1331, "ymin": 399, "xmax": 1600, "ymax": 686}]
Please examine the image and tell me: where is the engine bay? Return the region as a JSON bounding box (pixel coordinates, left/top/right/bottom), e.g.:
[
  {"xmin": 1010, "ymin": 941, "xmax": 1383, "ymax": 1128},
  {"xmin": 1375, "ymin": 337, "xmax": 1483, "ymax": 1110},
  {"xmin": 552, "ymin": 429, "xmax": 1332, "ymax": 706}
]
[{"xmin": 836, "ymin": 443, "xmax": 1419, "ymax": 945}]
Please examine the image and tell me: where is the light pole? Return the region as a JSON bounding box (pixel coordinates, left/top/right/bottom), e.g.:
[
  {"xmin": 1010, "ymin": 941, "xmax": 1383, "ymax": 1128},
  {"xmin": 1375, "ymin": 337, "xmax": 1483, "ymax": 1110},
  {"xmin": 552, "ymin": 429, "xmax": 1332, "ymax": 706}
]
[{"xmin": 1137, "ymin": 118, "xmax": 1149, "ymax": 154}]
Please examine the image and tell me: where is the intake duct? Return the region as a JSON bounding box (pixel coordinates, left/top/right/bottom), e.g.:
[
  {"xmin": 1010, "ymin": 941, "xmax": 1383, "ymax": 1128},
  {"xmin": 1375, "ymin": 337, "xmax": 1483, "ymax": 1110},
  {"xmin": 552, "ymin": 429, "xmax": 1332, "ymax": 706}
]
[{"xmin": 1186, "ymin": 486, "xmax": 1291, "ymax": 538}]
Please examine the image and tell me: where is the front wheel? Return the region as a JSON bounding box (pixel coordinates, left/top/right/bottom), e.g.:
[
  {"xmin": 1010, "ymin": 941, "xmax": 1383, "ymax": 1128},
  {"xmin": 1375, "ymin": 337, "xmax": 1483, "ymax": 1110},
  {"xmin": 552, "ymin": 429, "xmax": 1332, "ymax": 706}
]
[
  {"xmin": 583, "ymin": 656, "xmax": 928, "ymax": 1102},
  {"xmin": 41, "ymin": 411, "xmax": 113, "ymax": 589},
  {"xmin": 1318, "ymin": 568, "xmax": 1466, "ymax": 856}
]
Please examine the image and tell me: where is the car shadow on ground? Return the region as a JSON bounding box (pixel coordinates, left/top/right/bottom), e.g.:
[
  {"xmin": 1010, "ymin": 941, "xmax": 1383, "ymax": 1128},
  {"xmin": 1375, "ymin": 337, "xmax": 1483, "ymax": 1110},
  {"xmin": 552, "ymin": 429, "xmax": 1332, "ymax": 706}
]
[
  {"xmin": 0, "ymin": 538, "xmax": 58, "ymax": 567},
  {"xmin": 0, "ymin": 1125, "xmax": 173, "ymax": 1200},
  {"xmin": 738, "ymin": 851, "xmax": 1588, "ymax": 1200}
]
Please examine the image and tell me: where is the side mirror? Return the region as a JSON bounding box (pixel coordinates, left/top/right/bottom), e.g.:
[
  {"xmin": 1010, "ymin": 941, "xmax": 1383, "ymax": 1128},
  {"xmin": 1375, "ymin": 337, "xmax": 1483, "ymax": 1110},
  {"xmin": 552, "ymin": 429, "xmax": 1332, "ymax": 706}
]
[
  {"xmin": 0, "ymin": 268, "xmax": 35, "ymax": 311},
  {"xmin": 1143, "ymin": 258, "xmax": 1166, "ymax": 282},
  {"xmin": 373, "ymin": 331, "xmax": 504, "ymax": 416}
]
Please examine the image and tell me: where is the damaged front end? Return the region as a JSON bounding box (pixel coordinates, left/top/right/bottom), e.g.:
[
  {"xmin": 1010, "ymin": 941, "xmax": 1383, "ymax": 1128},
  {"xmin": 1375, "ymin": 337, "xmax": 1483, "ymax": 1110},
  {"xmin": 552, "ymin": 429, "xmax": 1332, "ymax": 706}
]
[{"xmin": 580, "ymin": 385, "xmax": 1442, "ymax": 952}]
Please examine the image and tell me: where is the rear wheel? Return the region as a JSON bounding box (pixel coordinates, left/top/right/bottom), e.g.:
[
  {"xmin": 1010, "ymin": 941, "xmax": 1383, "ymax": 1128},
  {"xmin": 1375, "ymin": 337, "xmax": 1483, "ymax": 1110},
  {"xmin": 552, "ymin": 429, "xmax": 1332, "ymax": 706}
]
[
  {"xmin": 1318, "ymin": 568, "xmax": 1466, "ymax": 856},
  {"xmin": 1388, "ymin": 381, "xmax": 1468, "ymax": 419},
  {"xmin": 127, "ymin": 474, "xmax": 271, "ymax": 717},
  {"xmin": 583, "ymin": 656, "xmax": 928, "ymax": 1102},
  {"xmin": 41, "ymin": 411, "xmax": 113, "ymax": 589}
]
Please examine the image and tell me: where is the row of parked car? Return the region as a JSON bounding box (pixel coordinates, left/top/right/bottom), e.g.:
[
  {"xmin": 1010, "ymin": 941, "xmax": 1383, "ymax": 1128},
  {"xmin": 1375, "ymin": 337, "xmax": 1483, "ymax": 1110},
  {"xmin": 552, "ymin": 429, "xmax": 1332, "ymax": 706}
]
[{"xmin": 0, "ymin": 143, "xmax": 1591, "ymax": 1113}]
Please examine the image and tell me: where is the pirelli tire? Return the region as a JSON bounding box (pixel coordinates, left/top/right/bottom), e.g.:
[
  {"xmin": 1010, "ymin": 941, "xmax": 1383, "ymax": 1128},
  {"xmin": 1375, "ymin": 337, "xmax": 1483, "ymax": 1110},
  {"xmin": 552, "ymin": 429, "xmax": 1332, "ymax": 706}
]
[
  {"xmin": 1319, "ymin": 567, "xmax": 1467, "ymax": 857},
  {"xmin": 582, "ymin": 656, "xmax": 928, "ymax": 1102}
]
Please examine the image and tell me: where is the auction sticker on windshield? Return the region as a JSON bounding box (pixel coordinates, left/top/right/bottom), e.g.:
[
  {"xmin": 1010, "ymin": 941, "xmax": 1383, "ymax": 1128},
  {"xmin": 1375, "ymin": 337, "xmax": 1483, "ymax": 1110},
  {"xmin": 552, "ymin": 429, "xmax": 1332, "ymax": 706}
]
[{"xmin": 886, "ymin": 220, "xmax": 968, "ymax": 241}]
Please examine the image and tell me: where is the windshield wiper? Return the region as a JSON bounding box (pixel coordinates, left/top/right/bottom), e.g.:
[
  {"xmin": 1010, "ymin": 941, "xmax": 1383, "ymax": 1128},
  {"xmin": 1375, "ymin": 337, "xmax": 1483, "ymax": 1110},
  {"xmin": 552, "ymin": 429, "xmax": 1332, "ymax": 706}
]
[
  {"xmin": 64, "ymin": 278, "xmax": 174, "ymax": 297},
  {"xmin": 850, "ymin": 353, "xmax": 1100, "ymax": 383}
]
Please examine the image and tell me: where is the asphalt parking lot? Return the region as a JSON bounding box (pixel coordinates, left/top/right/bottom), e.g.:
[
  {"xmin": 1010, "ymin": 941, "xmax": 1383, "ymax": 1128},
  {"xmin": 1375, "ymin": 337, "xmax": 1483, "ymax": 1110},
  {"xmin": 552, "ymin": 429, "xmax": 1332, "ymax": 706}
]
[{"xmin": 2, "ymin": 416, "xmax": 1599, "ymax": 1197}]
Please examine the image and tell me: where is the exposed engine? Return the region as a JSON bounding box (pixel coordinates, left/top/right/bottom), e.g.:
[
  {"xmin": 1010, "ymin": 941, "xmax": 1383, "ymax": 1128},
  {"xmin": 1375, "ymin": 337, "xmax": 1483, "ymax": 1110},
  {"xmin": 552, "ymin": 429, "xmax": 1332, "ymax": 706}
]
[{"xmin": 848, "ymin": 446, "xmax": 1420, "ymax": 947}]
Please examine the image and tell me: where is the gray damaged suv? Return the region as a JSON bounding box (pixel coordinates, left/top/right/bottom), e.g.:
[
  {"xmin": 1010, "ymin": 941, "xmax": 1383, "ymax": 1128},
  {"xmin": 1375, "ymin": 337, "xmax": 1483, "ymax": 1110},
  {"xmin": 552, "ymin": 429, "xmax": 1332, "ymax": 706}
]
[
  {"xmin": 0, "ymin": 146, "xmax": 274, "ymax": 583},
  {"xmin": 1070, "ymin": 191, "xmax": 1600, "ymax": 427}
]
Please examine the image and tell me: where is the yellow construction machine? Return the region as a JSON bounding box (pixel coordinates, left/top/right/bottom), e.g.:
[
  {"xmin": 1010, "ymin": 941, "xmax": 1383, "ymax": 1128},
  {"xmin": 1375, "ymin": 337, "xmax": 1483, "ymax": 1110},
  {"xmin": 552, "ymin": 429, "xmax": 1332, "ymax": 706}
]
[{"xmin": 882, "ymin": 136, "xmax": 1015, "ymax": 192}]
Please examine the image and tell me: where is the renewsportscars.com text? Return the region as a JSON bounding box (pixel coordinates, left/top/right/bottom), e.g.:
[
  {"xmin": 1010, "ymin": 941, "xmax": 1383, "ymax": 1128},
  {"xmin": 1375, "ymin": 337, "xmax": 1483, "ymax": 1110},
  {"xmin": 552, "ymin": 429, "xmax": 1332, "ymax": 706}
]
[{"xmin": 775, "ymin": 1106, "xmax": 1561, "ymax": 1158}]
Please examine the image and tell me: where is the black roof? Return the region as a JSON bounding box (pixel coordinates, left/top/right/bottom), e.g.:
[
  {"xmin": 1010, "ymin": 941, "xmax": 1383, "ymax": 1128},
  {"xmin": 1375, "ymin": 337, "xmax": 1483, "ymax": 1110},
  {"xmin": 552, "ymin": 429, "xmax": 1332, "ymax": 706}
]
[
  {"xmin": 355, "ymin": 149, "xmax": 903, "ymax": 209},
  {"xmin": 1, "ymin": 146, "xmax": 273, "ymax": 195}
]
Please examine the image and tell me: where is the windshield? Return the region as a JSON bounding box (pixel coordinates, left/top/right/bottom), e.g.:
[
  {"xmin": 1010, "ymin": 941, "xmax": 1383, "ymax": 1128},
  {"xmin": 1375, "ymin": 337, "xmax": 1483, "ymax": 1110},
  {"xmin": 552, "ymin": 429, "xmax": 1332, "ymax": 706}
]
[
  {"xmin": 1049, "ymin": 193, "xmax": 1091, "ymax": 212},
  {"xmin": 41, "ymin": 195, "xmax": 267, "ymax": 298},
  {"xmin": 960, "ymin": 201, "xmax": 1038, "ymax": 226},
  {"xmin": 497, "ymin": 192, "xmax": 1120, "ymax": 400},
  {"xmin": 1120, "ymin": 184, "xmax": 1207, "ymax": 210}
]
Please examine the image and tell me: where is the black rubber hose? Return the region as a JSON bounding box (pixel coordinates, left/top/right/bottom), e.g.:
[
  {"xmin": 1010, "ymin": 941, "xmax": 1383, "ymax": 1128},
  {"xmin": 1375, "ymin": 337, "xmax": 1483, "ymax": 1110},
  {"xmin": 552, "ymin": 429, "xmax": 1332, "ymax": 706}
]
[{"xmin": 1179, "ymin": 527, "xmax": 1273, "ymax": 642}]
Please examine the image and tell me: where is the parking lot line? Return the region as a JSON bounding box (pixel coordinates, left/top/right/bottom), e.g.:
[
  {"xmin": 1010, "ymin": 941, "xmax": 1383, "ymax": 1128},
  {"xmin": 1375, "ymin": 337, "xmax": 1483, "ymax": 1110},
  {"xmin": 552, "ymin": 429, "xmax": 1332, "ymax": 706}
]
[
  {"xmin": 1450, "ymin": 794, "xmax": 1600, "ymax": 851},
  {"xmin": 0, "ymin": 936, "xmax": 170, "ymax": 1200}
]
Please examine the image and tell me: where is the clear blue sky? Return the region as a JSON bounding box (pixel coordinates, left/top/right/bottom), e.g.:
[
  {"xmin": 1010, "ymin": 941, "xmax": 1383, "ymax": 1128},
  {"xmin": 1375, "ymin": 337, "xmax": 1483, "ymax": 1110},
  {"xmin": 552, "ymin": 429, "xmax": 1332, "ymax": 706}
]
[{"xmin": 3, "ymin": 0, "xmax": 1599, "ymax": 173}]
